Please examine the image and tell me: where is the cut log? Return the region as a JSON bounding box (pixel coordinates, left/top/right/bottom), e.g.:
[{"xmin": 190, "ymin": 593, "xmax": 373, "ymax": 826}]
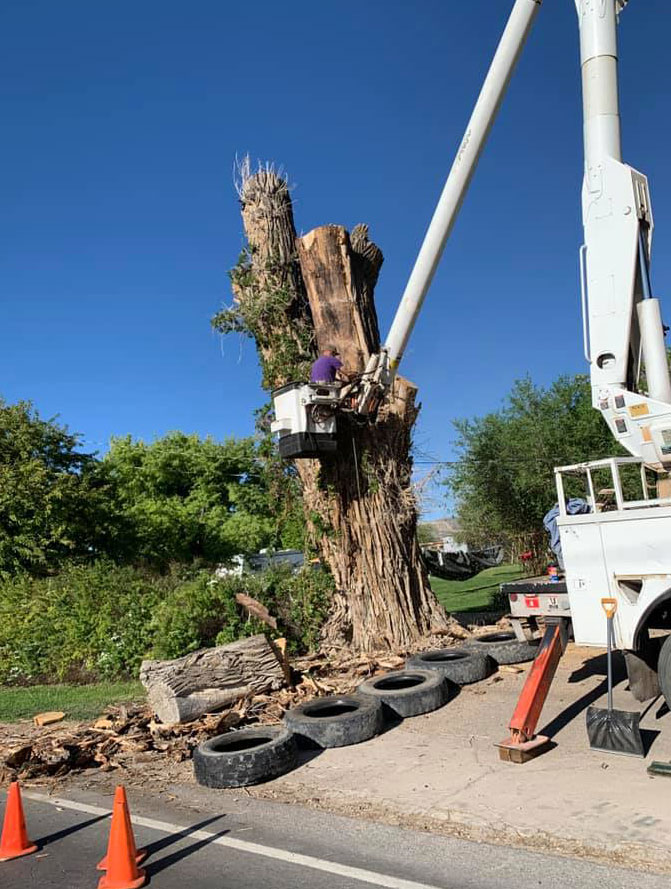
[{"xmin": 140, "ymin": 634, "xmax": 285, "ymax": 725}]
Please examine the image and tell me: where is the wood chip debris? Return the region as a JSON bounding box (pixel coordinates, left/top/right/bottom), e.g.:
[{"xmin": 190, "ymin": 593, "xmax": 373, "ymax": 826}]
[
  {"xmin": 0, "ymin": 650, "xmax": 373, "ymax": 781},
  {"xmin": 33, "ymin": 711, "xmax": 65, "ymax": 727},
  {"xmin": 0, "ymin": 624, "xmax": 500, "ymax": 785}
]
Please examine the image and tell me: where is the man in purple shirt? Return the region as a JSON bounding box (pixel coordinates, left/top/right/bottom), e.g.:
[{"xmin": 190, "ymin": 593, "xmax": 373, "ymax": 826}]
[{"xmin": 310, "ymin": 347, "xmax": 348, "ymax": 384}]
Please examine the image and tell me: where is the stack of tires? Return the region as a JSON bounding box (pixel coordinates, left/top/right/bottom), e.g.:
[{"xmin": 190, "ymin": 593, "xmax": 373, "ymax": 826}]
[{"xmin": 193, "ymin": 631, "xmax": 538, "ymax": 789}]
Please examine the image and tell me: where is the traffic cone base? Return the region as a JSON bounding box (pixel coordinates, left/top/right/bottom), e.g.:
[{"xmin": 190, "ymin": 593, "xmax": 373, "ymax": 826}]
[
  {"xmin": 0, "ymin": 842, "xmax": 39, "ymax": 863},
  {"xmin": 97, "ymin": 866, "xmax": 146, "ymax": 889},
  {"xmin": 0, "ymin": 782, "xmax": 38, "ymax": 862}
]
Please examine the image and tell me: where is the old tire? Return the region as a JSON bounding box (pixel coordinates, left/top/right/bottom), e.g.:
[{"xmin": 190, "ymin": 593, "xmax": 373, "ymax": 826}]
[
  {"xmin": 283, "ymin": 694, "xmax": 383, "ymax": 748},
  {"xmin": 406, "ymin": 648, "xmax": 491, "ymax": 685},
  {"xmin": 356, "ymin": 669, "xmax": 450, "ymax": 718},
  {"xmin": 193, "ymin": 725, "xmax": 297, "ymax": 788},
  {"xmin": 658, "ymin": 633, "xmax": 671, "ymax": 710},
  {"xmin": 463, "ymin": 631, "xmax": 538, "ymax": 665}
]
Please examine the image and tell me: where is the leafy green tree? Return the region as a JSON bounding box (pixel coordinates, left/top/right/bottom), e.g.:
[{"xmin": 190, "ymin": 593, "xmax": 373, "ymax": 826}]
[
  {"xmin": 0, "ymin": 393, "xmax": 305, "ymax": 575},
  {"xmin": 101, "ymin": 432, "xmax": 284, "ymax": 568},
  {"xmin": 0, "ymin": 399, "xmax": 111, "ymax": 577},
  {"xmin": 447, "ymin": 374, "xmax": 622, "ymax": 565}
]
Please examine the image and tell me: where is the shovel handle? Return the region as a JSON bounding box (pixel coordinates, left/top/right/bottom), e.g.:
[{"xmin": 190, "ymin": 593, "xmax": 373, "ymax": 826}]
[{"xmin": 601, "ymin": 597, "xmax": 617, "ymax": 618}]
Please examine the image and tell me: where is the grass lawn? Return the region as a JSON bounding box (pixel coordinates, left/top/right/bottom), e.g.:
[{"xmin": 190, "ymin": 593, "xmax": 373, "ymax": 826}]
[
  {"xmin": 0, "ymin": 680, "xmax": 146, "ymax": 723},
  {"xmin": 430, "ymin": 563, "xmax": 524, "ymax": 614}
]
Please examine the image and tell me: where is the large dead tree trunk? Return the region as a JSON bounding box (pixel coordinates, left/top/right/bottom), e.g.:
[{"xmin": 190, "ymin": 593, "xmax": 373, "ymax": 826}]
[
  {"xmin": 295, "ymin": 225, "xmax": 447, "ymax": 649},
  {"xmin": 216, "ymin": 164, "xmax": 448, "ymax": 652}
]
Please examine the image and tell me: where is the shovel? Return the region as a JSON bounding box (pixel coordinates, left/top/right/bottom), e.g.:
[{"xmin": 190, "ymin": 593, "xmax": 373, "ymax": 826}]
[{"xmin": 586, "ymin": 598, "xmax": 645, "ymax": 758}]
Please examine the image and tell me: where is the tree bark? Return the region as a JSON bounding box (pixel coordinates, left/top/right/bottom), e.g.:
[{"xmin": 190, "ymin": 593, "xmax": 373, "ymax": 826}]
[
  {"xmin": 222, "ymin": 166, "xmax": 449, "ymax": 652},
  {"xmin": 295, "ymin": 225, "xmax": 447, "ymax": 650},
  {"xmin": 140, "ymin": 634, "xmax": 285, "ymax": 724}
]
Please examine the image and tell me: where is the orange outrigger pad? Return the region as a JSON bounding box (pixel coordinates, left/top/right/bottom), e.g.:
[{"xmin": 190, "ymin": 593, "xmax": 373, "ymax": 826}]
[{"xmin": 497, "ymin": 622, "xmax": 567, "ymax": 763}]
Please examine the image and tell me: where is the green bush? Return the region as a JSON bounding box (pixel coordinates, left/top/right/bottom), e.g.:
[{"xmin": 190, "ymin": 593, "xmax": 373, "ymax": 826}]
[
  {"xmin": 0, "ymin": 560, "xmax": 333, "ymax": 685},
  {"xmin": 150, "ymin": 564, "xmax": 333, "ymax": 660},
  {"xmin": 0, "ymin": 561, "xmax": 178, "ymax": 684}
]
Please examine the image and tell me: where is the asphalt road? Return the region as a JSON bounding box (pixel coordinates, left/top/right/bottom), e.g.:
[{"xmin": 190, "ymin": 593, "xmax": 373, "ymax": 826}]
[{"xmin": 1, "ymin": 785, "xmax": 669, "ymax": 889}]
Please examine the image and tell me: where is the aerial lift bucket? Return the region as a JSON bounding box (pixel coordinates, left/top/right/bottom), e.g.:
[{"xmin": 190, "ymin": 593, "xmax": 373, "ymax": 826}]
[{"xmin": 586, "ymin": 599, "xmax": 645, "ymax": 758}]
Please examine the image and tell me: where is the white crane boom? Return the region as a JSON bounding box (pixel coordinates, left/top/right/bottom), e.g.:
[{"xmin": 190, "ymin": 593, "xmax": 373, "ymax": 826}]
[
  {"xmin": 272, "ymin": 0, "xmax": 671, "ymax": 471},
  {"xmin": 354, "ymin": 0, "xmax": 541, "ymax": 415},
  {"xmin": 383, "ymin": 0, "xmax": 542, "ymax": 370}
]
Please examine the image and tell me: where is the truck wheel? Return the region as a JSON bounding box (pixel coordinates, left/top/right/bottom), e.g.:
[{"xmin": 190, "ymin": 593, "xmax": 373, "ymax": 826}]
[
  {"xmin": 463, "ymin": 631, "xmax": 538, "ymax": 665},
  {"xmin": 283, "ymin": 695, "xmax": 383, "ymax": 748},
  {"xmin": 356, "ymin": 669, "xmax": 450, "ymax": 718},
  {"xmin": 406, "ymin": 648, "xmax": 492, "ymax": 685},
  {"xmin": 193, "ymin": 726, "xmax": 297, "ymax": 788},
  {"xmin": 658, "ymin": 633, "xmax": 671, "ymax": 709}
]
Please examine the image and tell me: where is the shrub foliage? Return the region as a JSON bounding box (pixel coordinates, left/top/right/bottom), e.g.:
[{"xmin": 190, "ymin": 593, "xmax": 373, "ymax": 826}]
[{"xmin": 0, "ymin": 561, "xmax": 332, "ymax": 685}]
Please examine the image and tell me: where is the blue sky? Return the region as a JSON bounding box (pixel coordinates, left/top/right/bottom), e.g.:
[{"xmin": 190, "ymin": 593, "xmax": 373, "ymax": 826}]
[{"xmin": 2, "ymin": 0, "xmax": 671, "ymax": 509}]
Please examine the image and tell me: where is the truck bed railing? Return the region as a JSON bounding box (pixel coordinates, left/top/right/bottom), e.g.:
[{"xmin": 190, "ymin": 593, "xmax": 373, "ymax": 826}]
[{"xmin": 554, "ymin": 457, "xmax": 670, "ymax": 515}]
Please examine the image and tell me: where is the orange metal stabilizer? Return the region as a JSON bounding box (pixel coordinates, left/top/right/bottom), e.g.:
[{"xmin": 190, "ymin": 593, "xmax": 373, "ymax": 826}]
[{"xmin": 508, "ymin": 623, "xmax": 565, "ymax": 744}]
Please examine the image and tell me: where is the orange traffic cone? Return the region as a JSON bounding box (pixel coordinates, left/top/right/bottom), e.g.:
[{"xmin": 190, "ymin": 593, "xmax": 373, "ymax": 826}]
[
  {"xmin": 97, "ymin": 787, "xmax": 146, "ymax": 889},
  {"xmin": 97, "ymin": 787, "xmax": 147, "ymax": 871},
  {"xmin": 0, "ymin": 781, "xmax": 38, "ymax": 862}
]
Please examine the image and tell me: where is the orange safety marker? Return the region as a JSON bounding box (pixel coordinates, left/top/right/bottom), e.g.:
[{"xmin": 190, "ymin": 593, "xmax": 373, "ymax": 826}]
[
  {"xmin": 0, "ymin": 781, "xmax": 38, "ymax": 862},
  {"xmin": 97, "ymin": 787, "xmax": 147, "ymax": 870},
  {"xmin": 98, "ymin": 787, "xmax": 146, "ymax": 889}
]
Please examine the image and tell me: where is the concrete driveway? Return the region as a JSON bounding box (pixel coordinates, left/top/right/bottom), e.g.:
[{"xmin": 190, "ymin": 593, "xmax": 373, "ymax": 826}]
[{"xmin": 243, "ymin": 643, "xmax": 671, "ymax": 870}]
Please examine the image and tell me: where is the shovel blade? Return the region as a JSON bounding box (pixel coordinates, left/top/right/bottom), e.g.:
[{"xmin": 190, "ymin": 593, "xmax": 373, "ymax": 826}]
[{"xmin": 586, "ymin": 705, "xmax": 645, "ymax": 757}]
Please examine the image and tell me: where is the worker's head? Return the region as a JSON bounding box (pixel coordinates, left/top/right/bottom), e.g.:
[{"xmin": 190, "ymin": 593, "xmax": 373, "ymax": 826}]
[{"xmin": 323, "ymin": 346, "xmax": 340, "ymax": 357}]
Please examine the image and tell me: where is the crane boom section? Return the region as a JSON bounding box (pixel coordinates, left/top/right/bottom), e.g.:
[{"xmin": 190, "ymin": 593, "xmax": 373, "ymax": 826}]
[
  {"xmin": 355, "ymin": 0, "xmax": 542, "ymax": 415},
  {"xmin": 383, "ymin": 0, "xmax": 542, "ymax": 370},
  {"xmin": 577, "ymin": 0, "xmax": 671, "ymax": 469}
]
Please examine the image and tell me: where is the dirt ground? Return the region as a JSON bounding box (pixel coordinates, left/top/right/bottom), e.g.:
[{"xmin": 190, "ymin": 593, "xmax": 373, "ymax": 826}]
[{"xmin": 3, "ymin": 643, "xmax": 671, "ymax": 872}]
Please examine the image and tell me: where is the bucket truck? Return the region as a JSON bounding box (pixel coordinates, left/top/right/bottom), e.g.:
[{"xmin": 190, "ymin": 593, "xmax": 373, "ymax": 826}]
[{"xmin": 271, "ymin": 0, "xmax": 671, "ymax": 738}]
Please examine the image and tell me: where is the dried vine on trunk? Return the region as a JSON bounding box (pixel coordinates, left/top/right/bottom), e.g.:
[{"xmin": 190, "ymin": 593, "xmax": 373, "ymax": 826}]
[{"xmin": 213, "ymin": 162, "xmax": 448, "ymax": 651}]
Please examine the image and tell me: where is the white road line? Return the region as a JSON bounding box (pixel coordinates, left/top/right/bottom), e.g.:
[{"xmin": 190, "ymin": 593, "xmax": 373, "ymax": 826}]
[{"xmin": 23, "ymin": 791, "xmax": 445, "ymax": 889}]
